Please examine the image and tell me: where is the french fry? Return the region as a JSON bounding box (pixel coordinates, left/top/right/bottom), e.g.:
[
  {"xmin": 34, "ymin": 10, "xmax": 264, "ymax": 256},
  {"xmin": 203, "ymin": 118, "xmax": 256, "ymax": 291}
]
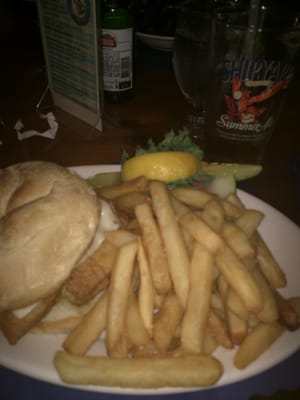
[
  {"xmin": 207, "ymin": 309, "xmax": 233, "ymax": 349},
  {"xmin": 252, "ymin": 267, "xmax": 278, "ymax": 323},
  {"xmin": 154, "ymin": 293, "xmax": 165, "ymax": 309},
  {"xmin": 149, "ymin": 181, "xmax": 190, "ymax": 308},
  {"xmin": 226, "ymin": 310, "xmax": 248, "ymax": 345},
  {"xmin": 131, "ymin": 340, "xmax": 161, "ymax": 358},
  {"xmin": 274, "ymin": 291, "xmax": 300, "ymax": 331},
  {"xmin": 170, "ymin": 196, "xmax": 194, "ymax": 255},
  {"xmin": 135, "ymin": 202, "xmax": 172, "ymax": 294},
  {"xmin": 233, "ymin": 322, "xmax": 285, "ymax": 369},
  {"xmin": 211, "ymin": 292, "xmax": 225, "ymax": 315},
  {"xmin": 181, "ymin": 243, "xmax": 214, "ymax": 355},
  {"xmin": 242, "ymin": 258, "xmax": 257, "ymax": 271},
  {"xmin": 256, "ymin": 234, "xmax": 287, "ymax": 288},
  {"xmin": 113, "ymin": 191, "xmax": 150, "ymax": 216},
  {"xmin": 106, "ymin": 240, "xmax": 138, "ymax": 357},
  {"xmin": 221, "ymin": 200, "xmax": 243, "ymax": 219},
  {"xmin": 153, "ymin": 292, "xmax": 183, "ymax": 352},
  {"xmin": 215, "ymin": 245, "xmax": 263, "ymax": 312},
  {"xmin": 217, "ymin": 273, "xmax": 229, "ymax": 300},
  {"xmin": 226, "ymin": 288, "xmax": 249, "ymax": 321},
  {"xmin": 180, "ymin": 227, "xmax": 195, "ymax": 257},
  {"xmin": 179, "ymin": 211, "xmax": 225, "ymax": 254},
  {"xmin": 105, "ymin": 228, "xmax": 137, "ymax": 247},
  {"xmin": 225, "ymin": 192, "xmax": 245, "ymax": 209},
  {"xmin": 288, "ymin": 297, "xmax": 300, "ymax": 319},
  {"xmin": 126, "ymin": 292, "xmax": 150, "ymax": 347},
  {"xmin": 235, "ymin": 209, "xmax": 264, "ymax": 237},
  {"xmin": 171, "ymin": 187, "xmax": 213, "ymax": 209},
  {"xmin": 63, "ymin": 292, "xmax": 107, "ymax": 355},
  {"xmin": 248, "ymin": 313, "xmax": 259, "ymax": 329},
  {"xmin": 97, "ymin": 176, "xmax": 148, "ymax": 200},
  {"xmin": 221, "ymin": 222, "xmax": 256, "ymax": 259},
  {"xmin": 171, "ymin": 335, "xmax": 219, "ymax": 357},
  {"xmin": 170, "ymin": 195, "xmax": 190, "ymax": 218},
  {"xmin": 202, "ymin": 198, "xmax": 225, "ymax": 232},
  {"xmin": 216, "ymin": 275, "xmax": 248, "ymax": 345},
  {"xmin": 137, "ymin": 238, "xmax": 155, "ymax": 337},
  {"xmin": 54, "ymin": 351, "xmax": 223, "ymax": 388},
  {"xmin": 202, "ymin": 334, "xmax": 219, "ymax": 355},
  {"xmin": 125, "ymin": 217, "xmax": 140, "ymax": 233}
]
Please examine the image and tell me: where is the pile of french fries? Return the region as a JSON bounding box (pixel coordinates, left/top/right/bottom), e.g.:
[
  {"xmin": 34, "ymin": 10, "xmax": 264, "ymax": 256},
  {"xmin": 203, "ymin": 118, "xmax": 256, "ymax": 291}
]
[{"xmin": 54, "ymin": 176, "xmax": 300, "ymax": 389}]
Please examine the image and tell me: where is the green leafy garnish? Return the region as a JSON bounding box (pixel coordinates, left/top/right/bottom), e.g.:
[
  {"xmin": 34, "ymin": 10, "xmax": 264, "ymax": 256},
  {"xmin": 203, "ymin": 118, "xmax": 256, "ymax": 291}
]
[
  {"xmin": 167, "ymin": 171, "xmax": 214, "ymax": 190},
  {"xmin": 121, "ymin": 128, "xmax": 204, "ymax": 163}
]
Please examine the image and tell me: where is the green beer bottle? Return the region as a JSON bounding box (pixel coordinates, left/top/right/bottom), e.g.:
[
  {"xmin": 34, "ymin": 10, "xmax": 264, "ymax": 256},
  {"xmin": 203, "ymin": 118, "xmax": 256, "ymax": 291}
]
[{"xmin": 101, "ymin": 0, "xmax": 134, "ymax": 103}]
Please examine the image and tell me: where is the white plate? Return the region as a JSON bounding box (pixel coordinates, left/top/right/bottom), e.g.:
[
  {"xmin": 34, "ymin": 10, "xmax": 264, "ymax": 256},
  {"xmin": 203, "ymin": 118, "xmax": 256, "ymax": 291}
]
[
  {"xmin": 136, "ymin": 32, "xmax": 174, "ymax": 52},
  {"xmin": 1, "ymin": 164, "xmax": 300, "ymax": 395}
]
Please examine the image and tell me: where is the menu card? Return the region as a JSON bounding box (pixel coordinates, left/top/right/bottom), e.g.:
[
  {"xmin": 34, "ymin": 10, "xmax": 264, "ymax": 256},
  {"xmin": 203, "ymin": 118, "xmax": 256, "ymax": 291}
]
[{"xmin": 37, "ymin": 0, "xmax": 103, "ymax": 131}]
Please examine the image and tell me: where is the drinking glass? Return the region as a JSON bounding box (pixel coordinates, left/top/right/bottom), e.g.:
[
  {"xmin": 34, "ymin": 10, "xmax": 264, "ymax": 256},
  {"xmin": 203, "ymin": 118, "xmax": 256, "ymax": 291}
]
[
  {"xmin": 205, "ymin": 1, "xmax": 300, "ymax": 164},
  {"xmin": 172, "ymin": 0, "xmax": 214, "ymax": 146}
]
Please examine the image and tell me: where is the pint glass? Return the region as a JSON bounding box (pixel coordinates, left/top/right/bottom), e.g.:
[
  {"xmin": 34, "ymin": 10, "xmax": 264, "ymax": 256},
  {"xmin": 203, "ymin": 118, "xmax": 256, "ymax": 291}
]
[{"xmin": 205, "ymin": 3, "xmax": 300, "ymax": 163}]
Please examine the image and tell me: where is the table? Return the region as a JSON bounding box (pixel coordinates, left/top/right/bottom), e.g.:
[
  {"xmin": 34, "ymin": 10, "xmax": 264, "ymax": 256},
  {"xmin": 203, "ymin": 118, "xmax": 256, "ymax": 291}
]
[{"xmin": 0, "ymin": 5, "xmax": 300, "ymax": 400}]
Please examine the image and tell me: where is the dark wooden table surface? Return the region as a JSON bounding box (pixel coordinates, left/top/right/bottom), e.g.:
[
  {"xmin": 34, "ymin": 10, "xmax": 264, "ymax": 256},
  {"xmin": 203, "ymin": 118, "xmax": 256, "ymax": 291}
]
[{"xmin": 0, "ymin": 3, "xmax": 299, "ymax": 400}]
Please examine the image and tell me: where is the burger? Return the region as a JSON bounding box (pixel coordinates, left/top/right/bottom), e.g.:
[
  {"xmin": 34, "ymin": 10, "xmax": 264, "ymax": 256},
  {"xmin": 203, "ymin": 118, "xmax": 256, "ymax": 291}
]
[{"xmin": 0, "ymin": 161, "xmax": 116, "ymax": 343}]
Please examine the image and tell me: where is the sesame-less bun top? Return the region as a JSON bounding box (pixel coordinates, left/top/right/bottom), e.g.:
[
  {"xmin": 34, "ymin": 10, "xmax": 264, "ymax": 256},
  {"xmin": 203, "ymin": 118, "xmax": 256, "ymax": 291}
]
[{"xmin": 0, "ymin": 161, "xmax": 100, "ymax": 311}]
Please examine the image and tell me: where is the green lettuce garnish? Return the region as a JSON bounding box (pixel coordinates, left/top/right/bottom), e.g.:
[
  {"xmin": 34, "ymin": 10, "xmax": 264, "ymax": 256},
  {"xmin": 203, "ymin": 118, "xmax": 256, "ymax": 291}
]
[
  {"xmin": 121, "ymin": 128, "xmax": 203, "ymax": 163},
  {"xmin": 167, "ymin": 171, "xmax": 213, "ymax": 189},
  {"xmin": 136, "ymin": 128, "xmax": 204, "ymax": 159}
]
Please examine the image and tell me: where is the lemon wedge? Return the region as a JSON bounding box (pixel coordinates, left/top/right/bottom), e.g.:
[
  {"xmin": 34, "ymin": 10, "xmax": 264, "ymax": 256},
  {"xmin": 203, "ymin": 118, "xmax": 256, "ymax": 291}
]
[{"xmin": 122, "ymin": 151, "xmax": 204, "ymax": 183}]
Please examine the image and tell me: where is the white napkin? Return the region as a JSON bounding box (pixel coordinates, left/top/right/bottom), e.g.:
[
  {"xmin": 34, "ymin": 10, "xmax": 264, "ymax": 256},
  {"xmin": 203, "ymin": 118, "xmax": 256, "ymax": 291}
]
[{"xmin": 14, "ymin": 112, "xmax": 58, "ymax": 140}]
